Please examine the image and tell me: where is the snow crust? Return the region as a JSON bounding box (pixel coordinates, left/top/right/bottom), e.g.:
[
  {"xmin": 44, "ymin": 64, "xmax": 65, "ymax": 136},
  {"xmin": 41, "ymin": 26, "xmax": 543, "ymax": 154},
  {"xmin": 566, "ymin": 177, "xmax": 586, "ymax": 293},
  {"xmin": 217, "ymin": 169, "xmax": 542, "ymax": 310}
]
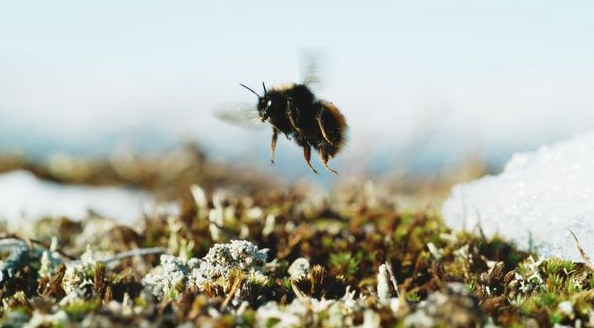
[{"xmin": 442, "ymin": 131, "xmax": 594, "ymax": 261}]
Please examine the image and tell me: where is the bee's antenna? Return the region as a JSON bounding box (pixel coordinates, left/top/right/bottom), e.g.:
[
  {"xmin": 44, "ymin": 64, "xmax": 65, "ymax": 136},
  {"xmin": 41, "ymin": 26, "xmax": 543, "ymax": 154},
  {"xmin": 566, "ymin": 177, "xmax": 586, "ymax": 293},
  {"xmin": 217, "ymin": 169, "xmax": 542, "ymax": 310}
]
[
  {"xmin": 262, "ymin": 82, "xmax": 267, "ymax": 95},
  {"xmin": 239, "ymin": 83, "xmax": 260, "ymax": 97}
]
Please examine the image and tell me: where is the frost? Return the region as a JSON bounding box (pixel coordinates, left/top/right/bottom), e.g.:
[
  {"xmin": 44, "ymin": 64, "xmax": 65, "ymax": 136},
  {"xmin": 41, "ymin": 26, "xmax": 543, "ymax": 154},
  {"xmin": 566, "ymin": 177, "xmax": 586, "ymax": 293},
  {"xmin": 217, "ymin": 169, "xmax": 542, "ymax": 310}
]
[{"xmin": 443, "ymin": 131, "xmax": 594, "ymax": 261}]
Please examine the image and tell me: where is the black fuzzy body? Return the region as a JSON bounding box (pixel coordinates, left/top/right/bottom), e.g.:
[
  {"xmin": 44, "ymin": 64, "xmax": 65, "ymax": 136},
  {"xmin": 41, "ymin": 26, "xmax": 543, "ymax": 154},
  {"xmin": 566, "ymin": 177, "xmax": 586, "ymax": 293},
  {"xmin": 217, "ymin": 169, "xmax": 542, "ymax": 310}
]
[
  {"xmin": 254, "ymin": 83, "xmax": 347, "ymax": 173},
  {"xmin": 259, "ymin": 84, "xmax": 314, "ymax": 141}
]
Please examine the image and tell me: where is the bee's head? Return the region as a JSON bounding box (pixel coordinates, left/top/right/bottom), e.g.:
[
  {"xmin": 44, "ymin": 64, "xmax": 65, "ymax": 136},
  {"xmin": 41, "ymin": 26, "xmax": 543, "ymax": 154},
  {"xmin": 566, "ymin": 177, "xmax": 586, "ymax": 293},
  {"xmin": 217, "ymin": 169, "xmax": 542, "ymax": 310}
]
[
  {"xmin": 240, "ymin": 82, "xmax": 270, "ymax": 121},
  {"xmin": 257, "ymin": 96, "xmax": 272, "ymax": 114}
]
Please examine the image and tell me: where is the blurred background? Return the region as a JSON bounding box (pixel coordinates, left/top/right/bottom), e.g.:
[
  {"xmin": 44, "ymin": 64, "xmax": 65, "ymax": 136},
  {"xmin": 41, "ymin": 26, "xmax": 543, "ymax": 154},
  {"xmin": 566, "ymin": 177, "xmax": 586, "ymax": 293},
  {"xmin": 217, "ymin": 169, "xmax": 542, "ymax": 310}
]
[{"xmin": 1, "ymin": 1, "xmax": 593, "ymax": 182}]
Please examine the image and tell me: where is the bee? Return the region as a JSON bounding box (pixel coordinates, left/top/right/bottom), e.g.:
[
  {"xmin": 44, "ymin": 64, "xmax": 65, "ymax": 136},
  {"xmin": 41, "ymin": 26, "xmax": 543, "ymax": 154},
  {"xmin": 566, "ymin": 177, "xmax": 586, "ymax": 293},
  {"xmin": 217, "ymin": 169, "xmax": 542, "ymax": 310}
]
[{"xmin": 238, "ymin": 81, "xmax": 347, "ymax": 174}]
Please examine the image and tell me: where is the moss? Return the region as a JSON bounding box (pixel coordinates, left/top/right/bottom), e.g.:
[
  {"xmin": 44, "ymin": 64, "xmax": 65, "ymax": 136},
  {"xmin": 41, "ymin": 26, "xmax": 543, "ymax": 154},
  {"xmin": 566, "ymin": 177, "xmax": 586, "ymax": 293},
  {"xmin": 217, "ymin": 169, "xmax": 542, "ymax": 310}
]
[
  {"xmin": 265, "ymin": 317, "xmax": 281, "ymax": 328},
  {"xmin": 64, "ymin": 300, "xmax": 100, "ymax": 317},
  {"xmin": 406, "ymin": 293, "xmax": 421, "ymax": 302}
]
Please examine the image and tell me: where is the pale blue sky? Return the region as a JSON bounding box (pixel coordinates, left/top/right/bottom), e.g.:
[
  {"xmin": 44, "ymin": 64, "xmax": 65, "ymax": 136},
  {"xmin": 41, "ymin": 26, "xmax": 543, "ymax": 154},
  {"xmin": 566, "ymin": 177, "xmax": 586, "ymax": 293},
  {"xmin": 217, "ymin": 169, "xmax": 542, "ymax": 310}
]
[{"xmin": 1, "ymin": 1, "xmax": 593, "ymax": 176}]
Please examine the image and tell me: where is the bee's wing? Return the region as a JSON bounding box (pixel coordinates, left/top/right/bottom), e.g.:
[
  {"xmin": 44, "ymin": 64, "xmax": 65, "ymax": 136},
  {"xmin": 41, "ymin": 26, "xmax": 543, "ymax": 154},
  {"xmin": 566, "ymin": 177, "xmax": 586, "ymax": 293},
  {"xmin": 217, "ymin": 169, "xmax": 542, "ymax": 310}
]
[
  {"xmin": 213, "ymin": 102, "xmax": 265, "ymax": 129},
  {"xmin": 302, "ymin": 58, "xmax": 321, "ymax": 87},
  {"xmin": 299, "ymin": 50, "xmax": 325, "ymax": 91}
]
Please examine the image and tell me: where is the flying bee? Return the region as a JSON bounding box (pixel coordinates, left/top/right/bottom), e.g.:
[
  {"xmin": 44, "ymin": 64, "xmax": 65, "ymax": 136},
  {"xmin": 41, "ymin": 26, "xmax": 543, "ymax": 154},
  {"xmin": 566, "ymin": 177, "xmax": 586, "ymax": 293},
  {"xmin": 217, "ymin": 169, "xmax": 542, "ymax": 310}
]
[{"xmin": 237, "ymin": 82, "xmax": 347, "ymax": 174}]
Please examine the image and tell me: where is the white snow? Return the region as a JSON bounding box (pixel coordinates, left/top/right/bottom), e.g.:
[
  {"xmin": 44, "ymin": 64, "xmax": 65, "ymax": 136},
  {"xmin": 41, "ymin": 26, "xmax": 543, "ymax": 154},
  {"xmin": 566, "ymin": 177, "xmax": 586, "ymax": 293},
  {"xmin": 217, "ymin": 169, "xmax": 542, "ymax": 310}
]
[
  {"xmin": 0, "ymin": 170, "xmax": 150, "ymax": 225},
  {"xmin": 442, "ymin": 131, "xmax": 594, "ymax": 261}
]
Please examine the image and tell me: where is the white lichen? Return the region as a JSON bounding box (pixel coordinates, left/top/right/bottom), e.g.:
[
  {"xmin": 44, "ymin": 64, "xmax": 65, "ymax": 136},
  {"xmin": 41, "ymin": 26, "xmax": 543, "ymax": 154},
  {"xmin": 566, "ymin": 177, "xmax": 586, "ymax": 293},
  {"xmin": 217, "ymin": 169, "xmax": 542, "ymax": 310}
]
[
  {"xmin": 404, "ymin": 283, "xmax": 480, "ymax": 328},
  {"xmin": 377, "ymin": 264, "xmax": 391, "ymax": 305},
  {"xmin": 254, "ymin": 287, "xmax": 371, "ymax": 328},
  {"xmin": 361, "ymin": 309, "xmax": 381, "ymax": 328},
  {"xmin": 288, "ymin": 258, "xmax": 310, "ymax": 281},
  {"xmin": 39, "ymin": 237, "xmax": 62, "ymax": 277},
  {"xmin": 262, "ymin": 214, "xmax": 276, "ymax": 237},
  {"xmin": 255, "ymin": 301, "xmax": 302, "ymax": 328},
  {"xmin": 377, "ymin": 262, "xmax": 399, "ymax": 307},
  {"xmin": 190, "ymin": 184, "xmax": 208, "ymax": 215},
  {"xmin": 191, "ymin": 240, "xmax": 268, "ymax": 290},
  {"xmin": 142, "ymin": 254, "xmax": 198, "ymax": 299},
  {"xmin": 558, "ymin": 301, "xmax": 574, "ymax": 319},
  {"xmin": 208, "ymin": 209, "xmax": 222, "ymax": 242},
  {"xmin": 404, "ymin": 310, "xmax": 435, "ymax": 328},
  {"xmin": 0, "ymin": 239, "xmax": 38, "ymax": 283},
  {"xmin": 245, "ymin": 207, "xmax": 264, "ymax": 221},
  {"xmin": 144, "ymin": 240, "xmax": 269, "ymax": 301},
  {"xmin": 23, "ymin": 310, "xmax": 68, "ymax": 328},
  {"xmin": 427, "ymin": 242, "xmax": 443, "ymax": 260},
  {"xmin": 61, "ymin": 246, "xmax": 99, "ymax": 304},
  {"xmin": 509, "ymin": 256, "xmax": 545, "ymax": 294}
]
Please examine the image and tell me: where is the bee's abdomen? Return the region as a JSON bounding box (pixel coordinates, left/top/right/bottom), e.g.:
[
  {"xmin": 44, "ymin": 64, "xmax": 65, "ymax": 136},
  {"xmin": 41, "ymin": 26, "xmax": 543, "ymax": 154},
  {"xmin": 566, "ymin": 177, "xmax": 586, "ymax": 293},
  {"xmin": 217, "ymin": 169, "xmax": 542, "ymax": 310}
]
[{"xmin": 318, "ymin": 102, "xmax": 347, "ymax": 157}]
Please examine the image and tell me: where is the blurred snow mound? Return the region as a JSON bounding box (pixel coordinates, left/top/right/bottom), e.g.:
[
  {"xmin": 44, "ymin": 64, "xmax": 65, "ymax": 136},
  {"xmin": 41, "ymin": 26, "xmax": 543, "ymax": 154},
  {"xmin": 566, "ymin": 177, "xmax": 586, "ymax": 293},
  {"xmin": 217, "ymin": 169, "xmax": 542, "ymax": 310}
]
[
  {"xmin": 442, "ymin": 131, "xmax": 594, "ymax": 261},
  {"xmin": 0, "ymin": 170, "xmax": 150, "ymax": 224}
]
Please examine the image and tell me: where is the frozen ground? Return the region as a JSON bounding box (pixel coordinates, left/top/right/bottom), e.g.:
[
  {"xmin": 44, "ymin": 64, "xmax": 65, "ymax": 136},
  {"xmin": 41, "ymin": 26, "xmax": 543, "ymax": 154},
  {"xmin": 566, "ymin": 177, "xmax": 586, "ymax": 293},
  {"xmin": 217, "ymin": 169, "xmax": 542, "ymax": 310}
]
[
  {"xmin": 442, "ymin": 130, "xmax": 594, "ymax": 261},
  {"xmin": 0, "ymin": 170, "xmax": 151, "ymax": 225}
]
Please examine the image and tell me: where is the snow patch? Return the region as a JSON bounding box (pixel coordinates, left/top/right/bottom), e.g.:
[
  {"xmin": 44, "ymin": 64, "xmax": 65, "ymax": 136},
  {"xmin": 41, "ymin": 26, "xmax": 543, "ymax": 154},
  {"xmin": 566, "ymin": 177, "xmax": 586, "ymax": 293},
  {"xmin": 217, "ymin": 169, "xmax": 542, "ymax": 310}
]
[
  {"xmin": 442, "ymin": 131, "xmax": 594, "ymax": 261},
  {"xmin": 0, "ymin": 170, "xmax": 150, "ymax": 224}
]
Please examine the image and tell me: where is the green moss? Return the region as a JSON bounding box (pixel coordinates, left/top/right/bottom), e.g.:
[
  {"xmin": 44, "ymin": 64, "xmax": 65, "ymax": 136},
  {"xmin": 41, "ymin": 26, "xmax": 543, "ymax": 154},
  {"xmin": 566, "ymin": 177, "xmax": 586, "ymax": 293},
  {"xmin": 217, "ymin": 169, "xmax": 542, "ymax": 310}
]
[
  {"xmin": 134, "ymin": 296, "xmax": 148, "ymax": 308},
  {"xmin": 534, "ymin": 291, "xmax": 559, "ymax": 307},
  {"xmin": 64, "ymin": 300, "xmax": 100, "ymax": 317},
  {"xmin": 550, "ymin": 312, "xmax": 563, "ymax": 325},
  {"xmin": 545, "ymin": 258, "xmax": 575, "ymax": 276},
  {"xmin": 283, "ymin": 278, "xmax": 292, "ymax": 292},
  {"xmin": 265, "ymin": 317, "xmax": 281, "ymax": 328},
  {"xmin": 406, "ymin": 293, "xmax": 421, "ymax": 302},
  {"xmin": 321, "ymin": 236, "xmax": 334, "ymax": 249}
]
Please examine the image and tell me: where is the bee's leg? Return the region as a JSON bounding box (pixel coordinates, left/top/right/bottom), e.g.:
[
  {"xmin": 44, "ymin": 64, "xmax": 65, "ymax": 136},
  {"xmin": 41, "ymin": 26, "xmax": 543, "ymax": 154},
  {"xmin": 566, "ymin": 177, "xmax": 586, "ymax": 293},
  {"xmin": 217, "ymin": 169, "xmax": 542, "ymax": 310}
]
[
  {"xmin": 302, "ymin": 144, "xmax": 319, "ymax": 174},
  {"xmin": 286, "ymin": 98, "xmax": 303, "ymax": 135},
  {"xmin": 319, "ymin": 149, "xmax": 338, "ymax": 175},
  {"xmin": 317, "ymin": 108, "xmax": 333, "ymax": 144},
  {"xmin": 270, "ymin": 128, "xmax": 278, "ymax": 165}
]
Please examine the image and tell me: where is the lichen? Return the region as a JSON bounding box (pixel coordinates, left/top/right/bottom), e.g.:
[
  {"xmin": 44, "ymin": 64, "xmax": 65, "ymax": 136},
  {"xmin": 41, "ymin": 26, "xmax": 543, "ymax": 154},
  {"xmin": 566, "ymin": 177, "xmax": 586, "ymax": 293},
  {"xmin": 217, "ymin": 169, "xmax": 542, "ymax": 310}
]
[
  {"xmin": 142, "ymin": 254, "xmax": 196, "ymax": 299},
  {"xmin": 287, "ymin": 258, "xmax": 310, "ymax": 281},
  {"xmin": 190, "ymin": 240, "xmax": 269, "ymax": 292},
  {"xmin": 143, "ymin": 240, "xmax": 269, "ymax": 303},
  {"xmin": 60, "ymin": 246, "xmax": 99, "ymax": 304}
]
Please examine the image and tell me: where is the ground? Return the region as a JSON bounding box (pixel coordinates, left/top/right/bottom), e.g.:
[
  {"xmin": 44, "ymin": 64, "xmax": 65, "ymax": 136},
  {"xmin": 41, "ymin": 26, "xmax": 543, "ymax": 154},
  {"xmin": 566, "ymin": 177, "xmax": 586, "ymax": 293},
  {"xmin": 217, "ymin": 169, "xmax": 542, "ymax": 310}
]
[{"xmin": 0, "ymin": 144, "xmax": 591, "ymax": 328}]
